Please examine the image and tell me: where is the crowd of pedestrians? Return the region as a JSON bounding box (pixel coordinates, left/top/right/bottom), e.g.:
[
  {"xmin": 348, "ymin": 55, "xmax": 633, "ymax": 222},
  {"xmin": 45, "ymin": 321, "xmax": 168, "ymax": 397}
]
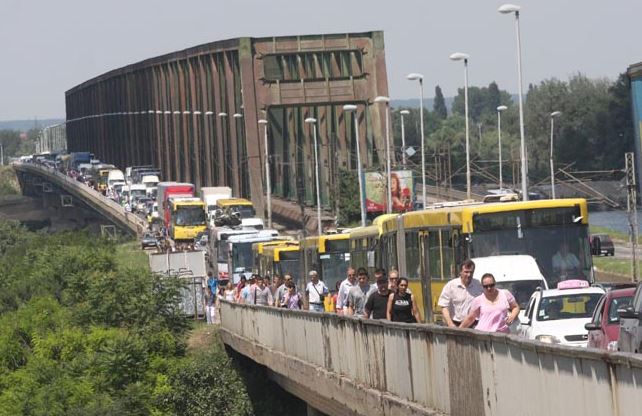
[{"xmin": 204, "ymin": 259, "xmax": 520, "ymax": 333}]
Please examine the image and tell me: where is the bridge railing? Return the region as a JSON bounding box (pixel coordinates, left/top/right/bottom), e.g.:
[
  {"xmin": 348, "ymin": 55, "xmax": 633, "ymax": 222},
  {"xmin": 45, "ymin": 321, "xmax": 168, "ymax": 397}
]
[
  {"xmin": 220, "ymin": 301, "xmax": 642, "ymax": 416},
  {"xmin": 13, "ymin": 163, "xmax": 146, "ymax": 236}
]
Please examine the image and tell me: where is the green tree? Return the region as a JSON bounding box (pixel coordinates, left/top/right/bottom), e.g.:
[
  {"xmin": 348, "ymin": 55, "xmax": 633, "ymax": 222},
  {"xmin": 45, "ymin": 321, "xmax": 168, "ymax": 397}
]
[{"xmin": 433, "ymin": 86, "xmax": 448, "ymax": 119}]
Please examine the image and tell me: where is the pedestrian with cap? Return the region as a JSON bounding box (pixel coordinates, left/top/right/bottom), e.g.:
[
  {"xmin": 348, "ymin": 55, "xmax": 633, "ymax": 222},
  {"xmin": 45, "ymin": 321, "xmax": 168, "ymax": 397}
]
[{"xmin": 305, "ymin": 270, "xmax": 329, "ymax": 312}]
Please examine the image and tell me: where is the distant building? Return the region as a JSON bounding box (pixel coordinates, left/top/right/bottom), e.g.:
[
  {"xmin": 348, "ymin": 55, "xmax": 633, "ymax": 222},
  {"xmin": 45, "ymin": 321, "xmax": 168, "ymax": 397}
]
[
  {"xmin": 628, "ymin": 62, "xmax": 642, "ymax": 189},
  {"xmin": 65, "ymin": 31, "xmax": 390, "ymax": 217}
]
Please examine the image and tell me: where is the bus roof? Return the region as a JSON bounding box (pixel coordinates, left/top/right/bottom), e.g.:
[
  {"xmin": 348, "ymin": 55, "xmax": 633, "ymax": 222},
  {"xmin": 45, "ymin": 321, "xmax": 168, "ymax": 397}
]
[
  {"xmin": 393, "ymin": 198, "xmax": 588, "ymax": 232},
  {"xmin": 349, "ymin": 213, "xmax": 398, "ymax": 240},
  {"xmin": 218, "ymin": 198, "xmax": 252, "ymax": 207},
  {"xmin": 170, "ymin": 197, "xmax": 204, "ymax": 207},
  {"xmin": 264, "ymin": 243, "xmax": 300, "ymax": 261},
  {"xmin": 253, "ymin": 239, "xmax": 298, "ymax": 254},
  {"xmin": 301, "ymin": 233, "xmax": 350, "ymax": 253}
]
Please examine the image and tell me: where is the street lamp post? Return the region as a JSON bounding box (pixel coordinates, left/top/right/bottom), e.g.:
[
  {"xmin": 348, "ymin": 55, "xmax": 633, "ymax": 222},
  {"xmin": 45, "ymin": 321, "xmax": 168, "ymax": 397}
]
[
  {"xmin": 499, "ymin": 3, "xmax": 528, "ymax": 200},
  {"xmin": 305, "ymin": 117, "xmax": 322, "ymax": 236},
  {"xmin": 400, "ymin": 110, "xmax": 409, "ymax": 168},
  {"xmin": 342, "ymin": 104, "xmax": 367, "ymax": 227},
  {"xmin": 407, "ymin": 73, "xmax": 426, "ymax": 209},
  {"xmin": 375, "ymin": 96, "xmax": 392, "ymax": 213},
  {"xmin": 258, "ymin": 119, "xmax": 271, "ymax": 229},
  {"xmin": 550, "ymin": 111, "xmax": 562, "ymax": 199},
  {"xmin": 496, "ymin": 105, "xmax": 508, "ymax": 190},
  {"xmin": 449, "ymin": 52, "xmax": 471, "ymax": 200}
]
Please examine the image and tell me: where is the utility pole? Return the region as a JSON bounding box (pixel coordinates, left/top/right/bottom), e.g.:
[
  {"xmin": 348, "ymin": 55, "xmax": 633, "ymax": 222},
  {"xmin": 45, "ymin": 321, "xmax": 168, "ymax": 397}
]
[{"xmin": 625, "ymin": 152, "xmax": 638, "ymax": 283}]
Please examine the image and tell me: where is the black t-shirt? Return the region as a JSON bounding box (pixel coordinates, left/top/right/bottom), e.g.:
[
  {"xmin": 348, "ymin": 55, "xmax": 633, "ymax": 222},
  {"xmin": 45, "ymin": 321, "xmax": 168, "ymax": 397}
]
[
  {"xmin": 391, "ymin": 291, "xmax": 416, "ymax": 323},
  {"xmin": 365, "ymin": 290, "xmax": 390, "ymax": 319}
]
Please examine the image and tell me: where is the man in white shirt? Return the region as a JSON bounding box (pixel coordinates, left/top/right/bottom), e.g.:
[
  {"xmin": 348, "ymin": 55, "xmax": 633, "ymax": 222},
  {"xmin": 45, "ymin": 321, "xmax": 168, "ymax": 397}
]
[
  {"xmin": 437, "ymin": 259, "xmax": 483, "ymax": 327},
  {"xmin": 305, "ymin": 270, "xmax": 329, "ymax": 312},
  {"xmin": 346, "ymin": 268, "xmax": 377, "ymax": 318},
  {"xmin": 336, "ymin": 267, "xmax": 357, "ymax": 315}
]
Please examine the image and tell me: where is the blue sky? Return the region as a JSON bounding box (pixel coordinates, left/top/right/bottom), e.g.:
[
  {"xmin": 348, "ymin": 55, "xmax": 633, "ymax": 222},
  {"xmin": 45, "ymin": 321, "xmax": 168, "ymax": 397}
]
[{"xmin": 0, "ymin": 0, "xmax": 640, "ymax": 120}]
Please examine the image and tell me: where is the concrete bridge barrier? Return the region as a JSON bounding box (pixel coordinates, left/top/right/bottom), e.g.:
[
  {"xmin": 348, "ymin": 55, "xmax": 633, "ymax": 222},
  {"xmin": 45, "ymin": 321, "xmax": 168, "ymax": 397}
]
[{"xmin": 220, "ymin": 301, "xmax": 642, "ymax": 416}]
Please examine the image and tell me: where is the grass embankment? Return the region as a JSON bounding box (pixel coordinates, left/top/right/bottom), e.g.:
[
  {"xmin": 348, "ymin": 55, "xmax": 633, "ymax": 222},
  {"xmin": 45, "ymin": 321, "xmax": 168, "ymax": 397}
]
[
  {"xmin": 115, "ymin": 239, "xmax": 150, "ymax": 270},
  {"xmin": 0, "ymin": 165, "xmax": 20, "ymax": 196},
  {"xmin": 590, "ymin": 225, "xmax": 640, "ymax": 280}
]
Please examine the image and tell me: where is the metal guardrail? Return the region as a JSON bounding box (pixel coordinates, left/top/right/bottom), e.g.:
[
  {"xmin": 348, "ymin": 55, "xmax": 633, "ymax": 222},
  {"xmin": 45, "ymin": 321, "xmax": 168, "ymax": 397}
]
[
  {"xmin": 12, "ymin": 163, "xmax": 147, "ymax": 236},
  {"xmin": 220, "ymin": 301, "xmax": 642, "ymax": 416}
]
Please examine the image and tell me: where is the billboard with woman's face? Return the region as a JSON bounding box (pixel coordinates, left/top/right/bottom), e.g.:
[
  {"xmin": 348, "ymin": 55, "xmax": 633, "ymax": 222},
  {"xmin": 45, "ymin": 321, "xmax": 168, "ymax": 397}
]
[{"xmin": 365, "ymin": 170, "xmax": 414, "ymax": 213}]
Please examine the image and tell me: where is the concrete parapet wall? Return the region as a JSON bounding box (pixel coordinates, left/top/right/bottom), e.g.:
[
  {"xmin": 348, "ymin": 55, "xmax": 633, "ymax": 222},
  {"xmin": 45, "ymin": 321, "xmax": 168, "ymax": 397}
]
[{"xmin": 220, "ymin": 301, "xmax": 642, "ymax": 416}]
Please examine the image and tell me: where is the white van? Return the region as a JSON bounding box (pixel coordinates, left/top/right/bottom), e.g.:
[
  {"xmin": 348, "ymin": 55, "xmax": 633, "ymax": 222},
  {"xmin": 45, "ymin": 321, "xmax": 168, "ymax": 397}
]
[
  {"xmin": 107, "ymin": 169, "xmax": 125, "ymax": 191},
  {"xmin": 472, "ymin": 255, "xmax": 549, "ymax": 328}
]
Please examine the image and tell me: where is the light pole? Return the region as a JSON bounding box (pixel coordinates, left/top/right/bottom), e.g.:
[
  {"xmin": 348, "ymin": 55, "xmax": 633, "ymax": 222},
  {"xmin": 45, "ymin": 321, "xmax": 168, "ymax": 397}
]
[
  {"xmin": 496, "ymin": 105, "xmax": 508, "ymax": 190},
  {"xmin": 407, "ymin": 73, "xmax": 426, "ymax": 209},
  {"xmin": 342, "ymin": 104, "xmax": 367, "ymax": 227},
  {"xmin": 550, "ymin": 111, "xmax": 562, "ymax": 199},
  {"xmin": 305, "ymin": 117, "xmax": 323, "ymax": 236},
  {"xmin": 375, "ymin": 96, "xmax": 392, "ymax": 213},
  {"xmin": 449, "ymin": 52, "xmax": 471, "ymax": 200},
  {"xmin": 499, "ymin": 3, "xmax": 528, "ymax": 200},
  {"xmin": 400, "ymin": 110, "xmax": 409, "ymax": 168},
  {"xmin": 258, "ymin": 119, "xmax": 271, "ymax": 229}
]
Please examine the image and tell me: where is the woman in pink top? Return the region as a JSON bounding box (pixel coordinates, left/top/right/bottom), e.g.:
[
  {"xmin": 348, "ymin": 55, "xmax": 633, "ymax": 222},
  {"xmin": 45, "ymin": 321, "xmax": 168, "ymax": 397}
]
[{"xmin": 461, "ymin": 273, "xmax": 520, "ymax": 333}]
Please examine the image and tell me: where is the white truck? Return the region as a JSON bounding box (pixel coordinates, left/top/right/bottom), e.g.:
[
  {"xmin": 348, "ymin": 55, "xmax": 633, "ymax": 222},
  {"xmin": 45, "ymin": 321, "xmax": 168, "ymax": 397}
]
[
  {"xmin": 199, "ymin": 186, "xmax": 232, "ymax": 222},
  {"xmin": 107, "ymin": 169, "xmax": 125, "ymax": 192}
]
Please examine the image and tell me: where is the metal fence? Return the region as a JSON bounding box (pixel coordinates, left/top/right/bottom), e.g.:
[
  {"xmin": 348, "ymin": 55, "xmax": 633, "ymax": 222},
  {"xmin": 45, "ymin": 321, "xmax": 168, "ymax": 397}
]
[{"xmin": 220, "ymin": 301, "xmax": 642, "ymax": 416}]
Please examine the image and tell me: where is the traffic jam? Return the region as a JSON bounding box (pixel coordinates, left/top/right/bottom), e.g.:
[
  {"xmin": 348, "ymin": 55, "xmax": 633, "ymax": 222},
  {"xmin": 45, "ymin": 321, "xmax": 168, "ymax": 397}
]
[{"xmin": 24, "ymin": 150, "xmax": 642, "ymax": 355}]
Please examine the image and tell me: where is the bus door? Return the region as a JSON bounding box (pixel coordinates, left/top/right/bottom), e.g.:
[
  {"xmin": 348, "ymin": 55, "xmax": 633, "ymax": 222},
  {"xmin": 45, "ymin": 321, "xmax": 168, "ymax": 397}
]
[{"xmin": 419, "ymin": 230, "xmax": 433, "ymax": 322}]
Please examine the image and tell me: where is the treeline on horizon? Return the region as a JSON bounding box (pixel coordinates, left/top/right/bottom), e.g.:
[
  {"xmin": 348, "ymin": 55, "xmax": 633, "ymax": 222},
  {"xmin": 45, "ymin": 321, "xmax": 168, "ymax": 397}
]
[
  {"xmin": 0, "ymin": 72, "xmax": 633, "ymax": 183},
  {"xmin": 391, "ymin": 72, "xmax": 633, "ymax": 183},
  {"xmin": 0, "ymin": 220, "xmax": 303, "ymax": 415}
]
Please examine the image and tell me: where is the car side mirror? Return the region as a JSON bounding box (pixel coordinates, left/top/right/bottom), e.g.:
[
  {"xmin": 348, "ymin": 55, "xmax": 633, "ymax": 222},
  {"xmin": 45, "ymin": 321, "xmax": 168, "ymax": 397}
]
[
  {"xmin": 584, "ymin": 322, "xmax": 601, "ymax": 331},
  {"xmin": 618, "ymin": 306, "xmax": 639, "ymax": 319},
  {"xmin": 521, "ymin": 318, "xmax": 531, "ymax": 326}
]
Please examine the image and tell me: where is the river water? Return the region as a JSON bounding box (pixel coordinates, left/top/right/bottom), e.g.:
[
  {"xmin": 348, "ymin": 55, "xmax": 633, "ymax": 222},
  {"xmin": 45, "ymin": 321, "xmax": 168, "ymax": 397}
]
[{"xmin": 589, "ymin": 209, "xmax": 641, "ymax": 234}]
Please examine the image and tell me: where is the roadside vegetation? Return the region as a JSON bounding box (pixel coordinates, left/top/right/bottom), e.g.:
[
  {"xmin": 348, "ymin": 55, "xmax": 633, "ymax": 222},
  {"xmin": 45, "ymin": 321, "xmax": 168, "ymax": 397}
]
[
  {"xmin": 0, "ymin": 166, "xmax": 20, "ymax": 196},
  {"xmin": 0, "ymin": 219, "xmax": 305, "ymax": 415}
]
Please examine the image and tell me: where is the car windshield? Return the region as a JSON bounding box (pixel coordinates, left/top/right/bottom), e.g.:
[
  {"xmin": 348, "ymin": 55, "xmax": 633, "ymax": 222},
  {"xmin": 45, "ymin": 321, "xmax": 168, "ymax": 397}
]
[
  {"xmin": 495, "ymin": 280, "xmax": 544, "ymax": 309},
  {"xmin": 608, "ymin": 295, "xmax": 633, "ymax": 323},
  {"xmin": 536, "ymin": 293, "xmax": 603, "ymax": 322}
]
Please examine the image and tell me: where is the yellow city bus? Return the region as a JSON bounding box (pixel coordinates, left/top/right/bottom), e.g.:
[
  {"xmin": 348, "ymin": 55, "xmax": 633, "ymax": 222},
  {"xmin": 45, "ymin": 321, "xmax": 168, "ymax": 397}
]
[
  {"xmin": 378, "ymin": 198, "xmax": 593, "ymax": 322},
  {"xmin": 300, "ymin": 233, "xmax": 351, "ymax": 293},
  {"xmin": 252, "ymin": 240, "xmax": 298, "ymax": 277},
  {"xmin": 349, "ymin": 214, "xmax": 398, "ymax": 276},
  {"xmin": 264, "ymin": 243, "xmax": 301, "ymax": 279},
  {"xmin": 169, "ymin": 197, "xmax": 207, "ymax": 241}
]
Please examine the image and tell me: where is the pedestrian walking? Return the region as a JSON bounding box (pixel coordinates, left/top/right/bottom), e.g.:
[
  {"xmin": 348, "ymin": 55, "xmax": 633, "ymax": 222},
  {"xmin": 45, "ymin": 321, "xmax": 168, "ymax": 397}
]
[
  {"xmin": 346, "ymin": 268, "xmax": 376, "ymax": 318},
  {"xmin": 281, "ymin": 282, "xmax": 303, "ymax": 309},
  {"xmin": 437, "ymin": 259, "xmax": 483, "ymax": 327},
  {"xmin": 275, "ymin": 273, "xmax": 293, "ymax": 306},
  {"xmin": 387, "ymin": 277, "xmax": 421, "ymax": 323},
  {"xmin": 460, "ymin": 273, "xmax": 520, "ymax": 333},
  {"xmin": 364, "ymin": 276, "xmax": 390, "ymax": 319},
  {"xmin": 248, "ymin": 276, "xmax": 274, "ymax": 306},
  {"xmin": 204, "ymin": 287, "xmax": 215, "ymax": 324},
  {"xmin": 336, "ymin": 267, "xmax": 357, "ymax": 315},
  {"xmin": 224, "ymin": 281, "xmax": 235, "ymax": 302},
  {"xmin": 305, "ymin": 270, "xmax": 329, "ymax": 312}
]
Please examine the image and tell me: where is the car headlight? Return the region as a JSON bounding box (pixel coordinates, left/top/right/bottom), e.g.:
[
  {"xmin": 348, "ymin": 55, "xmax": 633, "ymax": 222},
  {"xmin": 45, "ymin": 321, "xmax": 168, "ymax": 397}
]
[
  {"xmin": 536, "ymin": 334, "xmax": 561, "ymax": 344},
  {"xmin": 607, "ymin": 341, "xmax": 618, "ymax": 351}
]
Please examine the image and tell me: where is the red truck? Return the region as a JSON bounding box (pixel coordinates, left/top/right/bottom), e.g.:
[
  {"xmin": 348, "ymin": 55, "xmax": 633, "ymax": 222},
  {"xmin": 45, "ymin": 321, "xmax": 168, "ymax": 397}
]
[{"xmin": 156, "ymin": 182, "xmax": 195, "ymax": 230}]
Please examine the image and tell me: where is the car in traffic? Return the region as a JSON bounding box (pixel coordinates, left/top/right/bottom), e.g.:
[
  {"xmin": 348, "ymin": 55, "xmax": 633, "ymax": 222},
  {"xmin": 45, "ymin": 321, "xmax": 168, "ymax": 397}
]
[
  {"xmin": 590, "ymin": 233, "xmax": 614, "ymax": 256},
  {"xmin": 617, "ymin": 283, "xmax": 642, "ymax": 353},
  {"xmin": 141, "ymin": 232, "xmax": 160, "ymax": 250},
  {"xmin": 585, "ymin": 285, "xmax": 636, "ymax": 350},
  {"xmin": 518, "ymin": 280, "xmax": 604, "ymax": 347}
]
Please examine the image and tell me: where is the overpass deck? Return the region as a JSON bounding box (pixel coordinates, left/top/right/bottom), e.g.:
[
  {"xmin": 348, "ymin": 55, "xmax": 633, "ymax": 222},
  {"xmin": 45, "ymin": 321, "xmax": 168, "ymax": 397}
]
[
  {"xmin": 220, "ymin": 301, "xmax": 642, "ymax": 416},
  {"xmin": 12, "ymin": 163, "xmax": 147, "ymax": 236}
]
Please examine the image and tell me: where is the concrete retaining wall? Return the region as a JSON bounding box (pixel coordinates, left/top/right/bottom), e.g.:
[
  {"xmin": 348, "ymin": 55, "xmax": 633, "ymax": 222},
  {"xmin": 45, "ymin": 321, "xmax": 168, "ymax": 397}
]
[{"xmin": 220, "ymin": 301, "xmax": 642, "ymax": 416}]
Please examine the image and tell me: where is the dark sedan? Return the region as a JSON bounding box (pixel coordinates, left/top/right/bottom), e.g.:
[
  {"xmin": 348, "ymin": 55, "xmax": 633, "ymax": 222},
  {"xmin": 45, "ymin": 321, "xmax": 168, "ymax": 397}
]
[{"xmin": 141, "ymin": 233, "xmax": 159, "ymax": 250}]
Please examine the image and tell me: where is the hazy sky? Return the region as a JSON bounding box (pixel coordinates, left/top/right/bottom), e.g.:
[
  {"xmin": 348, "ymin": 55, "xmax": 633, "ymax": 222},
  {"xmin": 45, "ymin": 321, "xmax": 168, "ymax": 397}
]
[{"xmin": 1, "ymin": 0, "xmax": 640, "ymax": 121}]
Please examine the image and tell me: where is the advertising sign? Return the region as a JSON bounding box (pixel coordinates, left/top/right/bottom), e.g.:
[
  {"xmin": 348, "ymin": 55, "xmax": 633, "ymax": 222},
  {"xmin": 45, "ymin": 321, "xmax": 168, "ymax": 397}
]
[{"xmin": 365, "ymin": 170, "xmax": 413, "ymax": 213}]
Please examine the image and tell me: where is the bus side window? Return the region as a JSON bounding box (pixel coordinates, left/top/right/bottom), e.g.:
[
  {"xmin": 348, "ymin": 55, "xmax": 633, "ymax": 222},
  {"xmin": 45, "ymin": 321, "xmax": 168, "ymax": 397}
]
[
  {"xmin": 405, "ymin": 231, "xmax": 420, "ymax": 280},
  {"xmin": 428, "ymin": 231, "xmax": 441, "ymax": 280},
  {"xmin": 442, "ymin": 230, "xmax": 455, "ymax": 279}
]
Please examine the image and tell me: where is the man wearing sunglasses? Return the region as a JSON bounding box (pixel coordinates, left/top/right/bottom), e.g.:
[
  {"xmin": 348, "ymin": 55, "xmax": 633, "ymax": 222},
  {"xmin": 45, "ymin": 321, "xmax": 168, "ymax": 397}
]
[{"xmin": 437, "ymin": 259, "xmax": 483, "ymax": 327}]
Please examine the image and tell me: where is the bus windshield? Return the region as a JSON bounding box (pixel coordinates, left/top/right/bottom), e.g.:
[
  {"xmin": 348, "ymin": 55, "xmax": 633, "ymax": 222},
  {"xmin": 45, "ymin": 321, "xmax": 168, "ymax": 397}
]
[
  {"xmin": 320, "ymin": 252, "xmax": 350, "ymax": 292},
  {"xmin": 231, "ymin": 205, "xmax": 256, "ymax": 219},
  {"xmin": 174, "ymin": 206, "xmax": 206, "ymax": 226},
  {"xmin": 276, "ymin": 251, "xmax": 300, "ymax": 279},
  {"xmin": 470, "ymin": 208, "xmax": 591, "ymax": 286},
  {"xmin": 232, "ymin": 242, "xmax": 254, "ymax": 273}
]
